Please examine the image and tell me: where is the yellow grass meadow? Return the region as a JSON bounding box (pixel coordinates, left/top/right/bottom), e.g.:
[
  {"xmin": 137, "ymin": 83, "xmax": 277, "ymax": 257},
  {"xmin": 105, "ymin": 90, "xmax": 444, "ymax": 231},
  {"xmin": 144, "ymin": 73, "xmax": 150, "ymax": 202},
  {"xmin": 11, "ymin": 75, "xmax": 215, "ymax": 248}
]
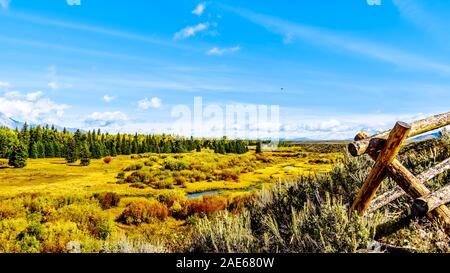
[{"xmin": 0, "ymin": 148, "xmax": 342, "ymax": 198}]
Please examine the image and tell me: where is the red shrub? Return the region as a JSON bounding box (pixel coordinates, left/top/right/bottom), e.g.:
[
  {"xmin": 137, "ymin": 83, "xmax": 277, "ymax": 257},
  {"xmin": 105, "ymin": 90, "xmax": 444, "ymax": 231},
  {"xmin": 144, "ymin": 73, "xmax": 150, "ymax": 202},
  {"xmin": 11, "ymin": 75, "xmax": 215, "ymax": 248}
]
[
  {"xmin": 103, "ymin": 156, "xmax": 113, "ymax": 164},
  {"xmin": 187, "ymin": 195, "xmax": 227, "ymax": 217},
  {"xmin": 118, "ymin": 200, "xmax": 169, "ymax": 224}
]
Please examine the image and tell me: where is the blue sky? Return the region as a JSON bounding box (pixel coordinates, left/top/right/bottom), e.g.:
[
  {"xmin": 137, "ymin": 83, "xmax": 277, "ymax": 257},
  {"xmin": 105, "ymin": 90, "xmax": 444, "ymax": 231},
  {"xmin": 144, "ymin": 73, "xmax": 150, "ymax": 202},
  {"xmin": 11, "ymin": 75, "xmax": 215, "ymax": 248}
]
[{"xmin": 1, "ymin": 0, "xmax": 450, "ymax": 139}]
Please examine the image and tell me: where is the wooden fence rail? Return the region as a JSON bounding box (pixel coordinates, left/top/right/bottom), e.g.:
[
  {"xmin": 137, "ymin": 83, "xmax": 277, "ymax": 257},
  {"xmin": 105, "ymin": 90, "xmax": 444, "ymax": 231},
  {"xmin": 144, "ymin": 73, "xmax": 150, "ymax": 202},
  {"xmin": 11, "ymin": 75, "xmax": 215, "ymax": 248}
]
[{"xmin": 348, "ymin": 112, "xmax": 450, "ymax": 234}]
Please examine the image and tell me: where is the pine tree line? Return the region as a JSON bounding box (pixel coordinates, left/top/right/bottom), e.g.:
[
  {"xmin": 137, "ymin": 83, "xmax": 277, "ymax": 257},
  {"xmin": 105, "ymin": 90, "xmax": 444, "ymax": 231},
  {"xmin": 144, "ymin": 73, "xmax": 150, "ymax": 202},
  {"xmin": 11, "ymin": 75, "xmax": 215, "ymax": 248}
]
[{"xmin": 0, "ymin": 124, "xmax": 249, "ymax": 167}]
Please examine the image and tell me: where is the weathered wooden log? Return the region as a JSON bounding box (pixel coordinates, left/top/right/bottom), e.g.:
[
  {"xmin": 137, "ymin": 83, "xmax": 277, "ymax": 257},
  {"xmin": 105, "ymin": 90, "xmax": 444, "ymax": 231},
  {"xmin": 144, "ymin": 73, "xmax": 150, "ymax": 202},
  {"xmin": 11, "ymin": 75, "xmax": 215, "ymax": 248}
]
[
  {"xmin": 351, "ymin": 122, "xmax": 411, "ymax": 215},
  {"xmin": 412, "ymin": 184, "xmax": 450, "ymax": 217},
  {"xmin": 348, "ymin": 111, "xmax": 450, "ymax": 157},
  {"xmin": 369, "ymin": 157, "xmax": 450, "ymax": 212},
  {"xmin": 416, "ymin": 157, "xmax": 450, "ymax": 183},
  {"xmin": 384, "ymin": 160, "xmax": 450, "ymax": 230}
]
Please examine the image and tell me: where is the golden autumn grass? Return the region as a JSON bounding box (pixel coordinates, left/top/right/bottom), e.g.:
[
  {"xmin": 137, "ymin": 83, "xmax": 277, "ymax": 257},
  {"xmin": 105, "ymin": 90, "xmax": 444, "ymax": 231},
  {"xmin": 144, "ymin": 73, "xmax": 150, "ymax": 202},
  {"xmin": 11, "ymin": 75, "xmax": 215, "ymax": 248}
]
[
  {"xmin": 0, "ymin": 148, "xmax": 342, "ymax": 198},
  {"xmin": 0, "ymin": 147, "xmax": 344, "ymax": 253}
]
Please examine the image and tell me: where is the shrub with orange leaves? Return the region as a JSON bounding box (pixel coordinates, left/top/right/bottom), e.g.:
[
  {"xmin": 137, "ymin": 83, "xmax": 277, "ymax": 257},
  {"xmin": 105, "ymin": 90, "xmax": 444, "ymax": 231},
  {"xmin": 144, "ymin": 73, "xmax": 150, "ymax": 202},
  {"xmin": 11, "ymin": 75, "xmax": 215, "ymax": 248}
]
[
  {"xmin": 103, "ymin": 156, "xmax": 113, "ymax": 164},
  {"xmin": 187, "ymin": 195, "xmax": 227, "ymax": 217},
  {"xmin": 117, "ymin": 199, "xmax": 169, "ymax": 225}
]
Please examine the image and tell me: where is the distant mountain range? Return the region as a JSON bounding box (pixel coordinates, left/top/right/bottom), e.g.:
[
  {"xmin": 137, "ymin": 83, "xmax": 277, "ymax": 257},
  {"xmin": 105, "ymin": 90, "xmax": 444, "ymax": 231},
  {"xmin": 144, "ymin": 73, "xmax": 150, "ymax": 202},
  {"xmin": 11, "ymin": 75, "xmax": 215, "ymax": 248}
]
[
  {"xmin": 0, "ymin": 112, "xmax": 80, "ymax": 133},
  {"xmin": 0, "ymin": 112, "xmax": 23, "ymax": 129},
  {"xmin": 277, "ymin": 131, "xmax": 442, "ymax": 143}
]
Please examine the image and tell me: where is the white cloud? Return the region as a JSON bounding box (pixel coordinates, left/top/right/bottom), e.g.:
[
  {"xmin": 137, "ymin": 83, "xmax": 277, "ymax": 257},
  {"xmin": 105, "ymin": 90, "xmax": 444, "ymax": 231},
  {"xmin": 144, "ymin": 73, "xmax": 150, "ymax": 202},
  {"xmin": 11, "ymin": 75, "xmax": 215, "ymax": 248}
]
[
  {"xmin": 206, "ymin": 46, "xmax": 241, "ymax": 56},
  {"xmin": 4, "ymin": 91, "xmax": 20, "ymax": 98},
  {"xmin": 66, "ymin": 0, "xmax": 81, "ymax": 6},
  {"xmin": 0, "ymin": 91, "xmax": 69, "ymax": 124},
  {"xmin": 138, "ymin": 97, "xmax": 162, "ymax": 110},
  {"xmin": 48, "ymin": 82, "xmax": 59, "ymax": 90},
  {"xmin": 85, "ymin": 111, "xmax": 128, "ymax": 127},
  {"xmin": 103, "ymin": 95, "xmax": 116, "ymax": 103},
  {"xmin": 192, "ymin": 2, "xmax": 206, "ymax": 16},
  {"xmin": 0, "ymin": 81, "xmax": 10, "ymax": 89},
  {"xmin": 0, "ymin": 0, "xmax": 10, "ymax": 9},
  {"xmin": 48, "ymin": 81, "xmax": 72, "ymax": 90},
  {"xmin": 25, "ymin": 91, "xmax": 44, "ymax": 101},
  {"xmin": 174, "ymin": 23, "xmax": 209, "ymax": 40},
  {"xmin": 367, "ymin": 0, "xmax": 381, "ymax": 6}
]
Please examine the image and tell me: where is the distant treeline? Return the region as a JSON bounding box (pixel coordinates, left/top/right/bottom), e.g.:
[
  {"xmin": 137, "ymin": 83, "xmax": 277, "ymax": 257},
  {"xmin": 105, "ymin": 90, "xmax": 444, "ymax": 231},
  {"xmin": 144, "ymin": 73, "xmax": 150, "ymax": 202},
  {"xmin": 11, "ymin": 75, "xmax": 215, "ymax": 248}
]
[{"xmin": 0, "ymin": 124, "xmax": 249, "ymax": 165}]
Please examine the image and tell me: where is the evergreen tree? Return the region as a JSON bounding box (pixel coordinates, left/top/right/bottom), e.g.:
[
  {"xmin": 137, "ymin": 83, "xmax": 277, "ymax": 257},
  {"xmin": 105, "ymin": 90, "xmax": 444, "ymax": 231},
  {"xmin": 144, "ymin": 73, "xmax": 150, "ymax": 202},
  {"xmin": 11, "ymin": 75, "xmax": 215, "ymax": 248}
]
[
  {"xmin": 65, "ymin": 138, "xmax": 78, "ymax": 164},
  {"xmin": 37, "ymin": 141, "xmax": 46, "ymax": 158},
  {"xmin": 256, "ymin": 141, "xmax": 262, "ymax": 154},
  {"xmin": 30, "ymin": 142, "xmax": 39, "ymax": 159},
  {"xmin": 79, "ymin": 143, "xmax": 91, "ymax": 166},
  {"xmin": 8, "ymin": 141, "xmax": 28, "ymax": 168},
  {"xmin": 19, "ymin": 122, "xmax": 30, "ymax": 153}
]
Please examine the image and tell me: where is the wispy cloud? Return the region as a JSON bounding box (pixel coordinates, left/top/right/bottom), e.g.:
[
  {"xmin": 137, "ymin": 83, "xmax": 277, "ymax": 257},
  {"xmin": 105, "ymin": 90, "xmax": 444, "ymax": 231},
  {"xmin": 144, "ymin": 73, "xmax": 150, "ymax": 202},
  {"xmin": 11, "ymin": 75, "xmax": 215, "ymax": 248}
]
[
  {"xmin": 48, "ymin": 82, "xmax": 61, "ymax": 90},
  {"xmin": 206, "ymin": 45, "xmax": 241, "ymax": 56},
  {"xmin": 392, "ymin": 0, "xmax": 448, "ymax": 41},
  {"xmin": 0, "ymin": 81, "xmax": 10, "ymax": 89},
  {"xmin": 47, "ymin": 66, "xmax": 72, "ymax": 91},
  {"xmin": 66, "ymin": 0, "xmax": 81, "ymax": 6},
  {"xmin": 0, "ymin": 0, "xmax": 10, "ymax": 9},
  {"xmin": 192, "ymin": 2, "xmax": 206, "ymax": 16},
  {"xmin": 138, "ymin": 97, "xmax": 162, "ymax": 110},
  {"xmin": 225, "ymin": 5, "xmax": 450, "ymax": 75},
  {"xmin": 174, "ymin": 22, "xmax": 210, "ymax": 40},
  {"xmin": 366, "ymin": 0, "xmax": 381, "ymax": 6},
  {"xmin": 4, "ymin": 12, "xmax": 185, "ymax": 50},
  {"xmin": 103, "ymin": 95, "xmax": 116, "ymax": 103},
  {"xmin": 0, "ymin": 34, "xmax": 177, "ymax": 66}
]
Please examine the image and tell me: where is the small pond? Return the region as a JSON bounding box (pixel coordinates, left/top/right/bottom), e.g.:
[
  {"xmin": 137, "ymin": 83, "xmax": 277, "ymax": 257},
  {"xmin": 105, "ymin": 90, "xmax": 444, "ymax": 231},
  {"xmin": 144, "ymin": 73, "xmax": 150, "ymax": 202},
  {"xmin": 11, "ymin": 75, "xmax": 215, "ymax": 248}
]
[{"xmin": 187, "ymin": 190, "xmax": 219, "ymax": 198}]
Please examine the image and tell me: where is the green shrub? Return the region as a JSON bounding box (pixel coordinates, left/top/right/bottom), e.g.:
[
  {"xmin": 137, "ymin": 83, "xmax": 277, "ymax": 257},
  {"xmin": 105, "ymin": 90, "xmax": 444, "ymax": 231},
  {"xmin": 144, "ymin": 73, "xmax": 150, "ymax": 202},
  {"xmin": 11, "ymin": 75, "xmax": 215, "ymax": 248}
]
[
  {"xmin": 40, "ymin": 221, "xmax": 84, "ymax": 253},
  {"xmin": 55, "ymin": 203, "xmax": 110, "ymax": 239},
  {"xmin": 156, "ymin": 191, "xmax": 187, "ymax": 207},
  {"xmin": 124, "ymin": 171, "xmax": 150, "ymax": 184},
  {"xmin": 94, "ymin": 192, "xmax": 121, "ymax": 209},
  {"xmin": 19, "ymin": 234, "xmax": 40, "ymax": 253},
  {"xmin": 123, "ymin": 163, "xmax": 144, "ymax": 172},
  {"xmin": 162, "ymin": 158, "xmax": 189, "ymax": 171},
  {"xmin": 153, "ymin": 180, "xmax": 174, "ymax": 189},
  {"xmin": 248, "ymin": 177, "xmax": 378, "ymax": 253},
  {"xmin": 116, "ymin": 171, "xmax": 125, "ymax": 179},
  {"xmin": 191, "ymin": 210, "xmax": 255, "ymax": 253}
]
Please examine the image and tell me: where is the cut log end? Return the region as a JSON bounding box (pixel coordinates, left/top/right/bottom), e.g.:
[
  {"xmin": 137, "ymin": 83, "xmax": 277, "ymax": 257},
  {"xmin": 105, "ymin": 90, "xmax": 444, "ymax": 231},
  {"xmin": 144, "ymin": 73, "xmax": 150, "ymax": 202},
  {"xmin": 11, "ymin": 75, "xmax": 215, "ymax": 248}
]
[
  {"xmin": 396, "ymin": 121, "xmax": 412, "ymax": 130},
  {"xmin": 412, "ymin": 198, "xmax": 429, "ymax": 217},
  {"xmin": 348, "ymin": 142, "xmax": 359, "ymax": 157}
]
